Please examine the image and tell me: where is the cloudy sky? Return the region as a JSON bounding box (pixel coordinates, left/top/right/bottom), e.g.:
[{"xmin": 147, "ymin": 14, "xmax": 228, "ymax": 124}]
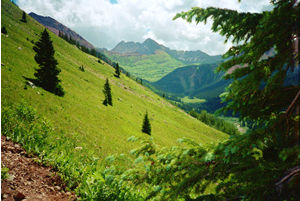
[{"xmin": 17, "ymin": 0, "xmax": 272, "ymax": 55}]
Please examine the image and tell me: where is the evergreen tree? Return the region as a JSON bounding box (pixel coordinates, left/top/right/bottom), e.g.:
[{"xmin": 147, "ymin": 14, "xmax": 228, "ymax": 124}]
[
  {"xmin": 90, "ymin": 48, "xmax": 97, "ymax": 57},
  {"xmin": 20, "ymin": 11, "xmax": 27, "ymax": 23},
  {"xmin": 171, "ymin": 1, "xmax": 300, "ymax": 199},
  {"xmin": 79, "ymin": 65, "xmax": 85, "ymax": 72},
  {"xmin": 33, "ymin": 29, "xmax": 64, "ymax": 96},
  {"xmin": 175, "ymin": 1, "xmax": 299, "ymax": 124},
  {"xmin": 142, "ymin": 112, "xmax": 151, "ymax": 135},
  {"xmin": 58, "ymin": 30, "xmax": 63, "ymax": 38},
  {"xmin": 114, "ymin": 63, "xmax": 120, "ymax": 78},
  {"xmin": 81, "ymin": 2, "xmax": 299, "ymax": 200},
  {"xmin": 1, "ymin": 26, "xmax": 7, "ymax": 34},
  {"xmin": 103, "ymin": 78, "xmax": 112, "ymax": 106}
]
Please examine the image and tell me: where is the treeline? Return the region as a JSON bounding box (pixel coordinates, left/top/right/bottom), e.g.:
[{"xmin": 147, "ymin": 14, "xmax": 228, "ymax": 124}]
[
  {"xmin": 58, "ymin": 31, "xmax": 135, "ymax": 80},
  {"xmin": 59, "ymin": 31, "xmax": 151, "ymax": 88},
  {"xmin": 58, "ymin": 31, "xmax": 116, "ymax": 67},
  {"xmin": 189, "ymin": 110, "xmax": 240, "ymax": 136},
  {"xmin": 180, "ymin": 97, "xmax": 227, "ymax": 113},
  {"xmin": 143, "ymin": 82, "xmax": 227, "ymax": 114},
  {"xmin": 165, "ymin": 95, "xmax": 226, "ymax": 114}
]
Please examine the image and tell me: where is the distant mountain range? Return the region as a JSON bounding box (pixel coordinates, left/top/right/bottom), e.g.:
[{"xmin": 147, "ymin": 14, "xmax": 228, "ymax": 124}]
[
  {"xmin": 101, "ymin": 38, "xmax": 222, "ymax": 82},
  {"xmin": 29, "ymin": 12, "xmax": 94, "ymax": 50},
  {"xmin": 111, "ymin": 38, "xmax": 222, "ymax": 65}
]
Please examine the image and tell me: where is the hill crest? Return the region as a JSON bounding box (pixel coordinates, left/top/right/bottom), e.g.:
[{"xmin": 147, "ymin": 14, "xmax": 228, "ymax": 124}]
[
  {"xmin": 2, "ymin": 0, "xmax": 227, "ymax": 162},
  {"xmin": 29, "ymin": 12, "xmax": 94, "ymax": 50}
]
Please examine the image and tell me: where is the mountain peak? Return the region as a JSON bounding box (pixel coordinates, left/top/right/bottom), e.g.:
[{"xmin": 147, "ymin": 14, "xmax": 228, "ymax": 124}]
[
  {"xmin": 143, "ymin": 38, "xmax": 158, "ymax": 44},
  {"xmin": 110, "ymin": 39, "xmax": 222, "ymax": 64}
]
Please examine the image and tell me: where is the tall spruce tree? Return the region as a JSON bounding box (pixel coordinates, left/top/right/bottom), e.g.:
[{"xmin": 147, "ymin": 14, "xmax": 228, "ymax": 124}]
[
  {"xmin": 114, "ymin": 63, "xmax": 120, "ymax": 78},
  {"xmin": 79, "ymin": 2, "xmax": 299, "ymax": 200},
  {"xmin": 33, "ymin": 29, "xmax": 64, "ymax": 96},
  {"xmin": 103, "ymin": 78, "xmax": 112, "ymax": 106},
  {"xmin": 161, "ymin": 0, "xmax": 300, "ymax": 199},
  {"xmin": 142, "ymin": 112, "xmax": 151, "ymax": 135},
  {"xmin": 21, "ymin": 11, "xmax": 27, "ymax": 23}
]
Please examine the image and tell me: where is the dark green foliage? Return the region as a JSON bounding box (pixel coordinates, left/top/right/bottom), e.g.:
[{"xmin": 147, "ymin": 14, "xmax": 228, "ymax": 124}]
[
  {"xmin": 174, "ymin": 1, "xmax": 299, "ymax": 123},
  {"xmin": 169, "ymin": 0, "xmax": 300, "ymax": 199},
  {"xmin": 135, "ymin": 78, "xmax": 143, "ymax": 85},
  {"xmin": 33, "ymin": 29, "xmax": 64, "ymax": 96},
  {"xmin": 114, "ymin": 63, "xmax": 120, "ymax": 78},
  {"xmin": 142, "ymin": 112, "xmax": 151, "ymax": 135},
  {"xmin": 85, "ymin": 1, "xmax": 299, "ymax": 200},
  {"xmin": 90, "ymin": 48, "xmax": 97, "ymax": 57},
  {"xmin": 58, "ymin": 31, "xmax": 117, "ymax": 69},
  {"xmin": 59, "ymin": 31, "xmax": 77, "ymax": 45},
  {"xmin": 1, "ymin": 26, "xmax": 7, "ymax": 34},
  {"xmin": 189, "ymin": 110, "xmax": 240, "ymax": 135},
  {"xmin": 20, "ymin": 11, "xmax": 27, "ymax": 22},
  {"xmin": 103, "ymin": 78, "xmax": 112, "ymax": 106},
  {"xmin": 59, "ymin": 31, "xmax": 91, "ymax": 55}
]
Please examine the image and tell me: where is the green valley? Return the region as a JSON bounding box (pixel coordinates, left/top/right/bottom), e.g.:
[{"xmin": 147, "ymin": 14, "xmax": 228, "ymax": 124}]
[
  {"xmin": 106, "ymin": 49, "xmax": 184, "ymax": 82},
  {"xmin": 2, "ymin": 0, "xmax": 299, "ymax": 200},
  {"xmin": 103, "ymin": 38, "xmax": 222, "ymax": 82},
  {"xmin": 1, "ymin": 0, "xmax": 226, "ymax": 167}
]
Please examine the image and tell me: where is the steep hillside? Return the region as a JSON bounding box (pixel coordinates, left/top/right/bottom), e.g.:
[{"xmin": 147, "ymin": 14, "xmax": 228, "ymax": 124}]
[
  {"xmin": 152, "ymin": 63, "xmax": 230, "ymax": 99},
  {"xmin": 1, "ymin": 0, "xmax": 227, "ymax": 162},
  {"xmin": 29, "ymin": 12, "xmax": 94, "ymax": 50},
  {"xmin": 104, "ymin": 38, "xmax": 222, "ymax": 82},
  {"xmin": 107, "ymin": 49, "xmax": 184, "ymax": 82}
]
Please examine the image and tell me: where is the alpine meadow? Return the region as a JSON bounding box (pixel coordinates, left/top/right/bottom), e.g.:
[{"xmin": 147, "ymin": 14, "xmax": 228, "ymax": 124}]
[{"xmin": 1, "ymin": 0, "xmax": 299, "ymax": 200}]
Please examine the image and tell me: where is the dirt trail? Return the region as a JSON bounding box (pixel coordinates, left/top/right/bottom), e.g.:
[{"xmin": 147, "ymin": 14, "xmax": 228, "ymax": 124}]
[{"xmin": 1, "ymin": 136, "xmax": 77, "ymax": 201}]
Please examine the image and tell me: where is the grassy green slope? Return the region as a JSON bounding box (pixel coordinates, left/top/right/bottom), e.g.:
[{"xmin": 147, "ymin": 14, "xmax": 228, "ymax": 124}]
[
  {"xmin": 1, "ymin": 0, "xmax": 227, "ymax": 160},
  {"xmin": 151, "ymin": 63, "xmax": 227, "ymax": 98},
  {"xmin": 107, "ymin": 50, "xmax": 185, "ymax": 82}
]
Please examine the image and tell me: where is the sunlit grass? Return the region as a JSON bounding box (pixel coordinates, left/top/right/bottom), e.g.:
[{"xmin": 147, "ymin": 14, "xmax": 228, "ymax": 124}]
[
  {"xmin": 181, "ymin": 96, "xmax": 206, "ymax": 103},
  {"xmin": 108, "ymin": 50, "xmax": 184, "ymax": 82},
  {"xmin": 1, "ymin": 0, "xmax": 227, "ymax": 162}
]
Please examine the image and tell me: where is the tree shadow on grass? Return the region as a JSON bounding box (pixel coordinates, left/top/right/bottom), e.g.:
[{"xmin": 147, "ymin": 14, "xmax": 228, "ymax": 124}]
[{"xmin": 23, "ymin": 76, "xmax": 65, "ymax": 97}]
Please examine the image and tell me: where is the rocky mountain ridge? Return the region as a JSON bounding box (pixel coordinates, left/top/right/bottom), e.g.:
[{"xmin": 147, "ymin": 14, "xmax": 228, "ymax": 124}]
[
  {"xmin": 29, "ymin": 12, "xmax": 94, "ymax": 50},
  {"xmin": 111, "ymin": 38, "xmax": 222, "ymax": 64}
]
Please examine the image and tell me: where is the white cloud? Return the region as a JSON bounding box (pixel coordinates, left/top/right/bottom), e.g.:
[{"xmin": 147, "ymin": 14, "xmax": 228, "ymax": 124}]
[{"xmin": 17, "ymin": 0, "xmax": 271, "ymax": 55}]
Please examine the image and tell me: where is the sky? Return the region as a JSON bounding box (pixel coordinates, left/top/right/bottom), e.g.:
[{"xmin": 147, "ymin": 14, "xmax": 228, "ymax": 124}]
[{"xmin": 17, "ymin": 0, "xmax": 272, "ymax": 55}]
